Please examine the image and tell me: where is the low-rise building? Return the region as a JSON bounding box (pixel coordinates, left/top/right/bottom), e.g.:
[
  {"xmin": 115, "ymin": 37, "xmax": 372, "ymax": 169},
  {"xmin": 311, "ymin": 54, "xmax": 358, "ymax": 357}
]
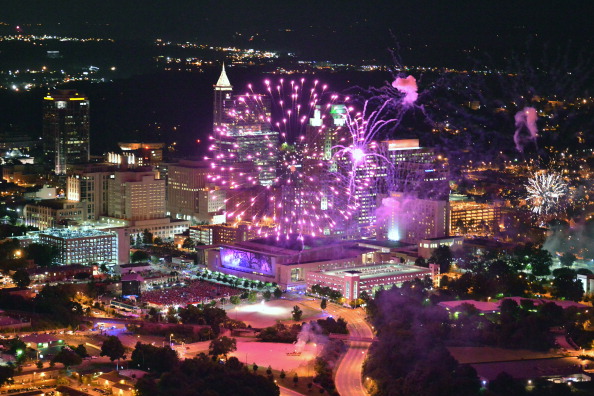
[
  {"xmin": 38, "ymin": 228, "xmax": 119, "ymax": 266},
  {"xmin": 27, "ymin": 264, "xmax": 93, "ymax": 283},
  {"xmin": 206, "ymin": 235, "xmax": 376, "ymax": 291},
  {"xmin": 306, "ymin": 263, "xmax": 439, "ymax": 301}
]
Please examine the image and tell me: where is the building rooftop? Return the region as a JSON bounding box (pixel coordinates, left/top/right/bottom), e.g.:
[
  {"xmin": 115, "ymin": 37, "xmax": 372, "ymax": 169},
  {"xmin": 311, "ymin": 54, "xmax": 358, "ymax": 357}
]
[
  {"xmin": 244, "ymin": 234, "xmax": 342, "ymax": 253},
  {"xmin": 319, "ymin": 263, "xmax": 430, "ymax": 279},
  {"xmin": 122, "ymin": 273, "xmax": 144, "ymax": 282},
  {"xmin": 355, "ymin": 239, "xmax": 415, "ymax": 249},
  {"xmin": 39, "ymin": 228, "xmax": 115, "ymax": 239},
  {"xmin": 27, "ymin": 199, "xmax": 79, "ymax": 210},
  {"xmin": 28, "ymin": 264, "xmax": 90, "ymax": 275}
]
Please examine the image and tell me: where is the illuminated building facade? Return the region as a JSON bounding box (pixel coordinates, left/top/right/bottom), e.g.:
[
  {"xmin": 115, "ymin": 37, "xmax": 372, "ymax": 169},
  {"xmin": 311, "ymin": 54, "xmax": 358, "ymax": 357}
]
[
  {"xmin": 38, "ymin": 228, "xmax": 118, "ymax": 266},
  {"xmin": 67, "ymin": 168, "xmax": 112, "ymax": 220},
  {"xmin": 306, "ymin": 263, "xmax": 438, "ymax": 301},
  {"xmin": 376, "ymin": 192, "xmax": 449, "ymax": 244},
  {"xmin": 108, "ymin": 168, "xmax": 165, "ymax": 221},
  {"xmin": 42, "ymin": 90, "xmax": 90, "ymax": 174},
  {"xmin": 24, "ymin": 199, "xmax": 86, "ymax": 230},
  {"xmin": 190, "ymin": 222, "xmax": 276, "ymax": 245},
  {"xmin": 449, "ymin": 196, "xmax": 503, "ymax": 237},
  {"xmin": 206, "ymin": 235, "xmax": 375, "ymax": 290},
  {"xmin": 212, "ymin": 65, "xmax": 279, "ymax": 185},
  {"xmin": 166, "ymin": 160, "xmax": 225, "ymax": 224}
]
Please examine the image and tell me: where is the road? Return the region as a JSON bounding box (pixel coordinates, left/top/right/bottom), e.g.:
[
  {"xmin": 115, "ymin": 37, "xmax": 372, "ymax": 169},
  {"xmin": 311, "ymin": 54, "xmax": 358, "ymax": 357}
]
[
  {"xmin": 333, "ymin": 307, "xmax": 373, "ymax": 396},
  {"xmin": 279, "ymin": 384, "xmax": 305, "ymax": 396},
  {"xmin": 301, "ymin": 301, "xmax": 373, "ymax": 396}
]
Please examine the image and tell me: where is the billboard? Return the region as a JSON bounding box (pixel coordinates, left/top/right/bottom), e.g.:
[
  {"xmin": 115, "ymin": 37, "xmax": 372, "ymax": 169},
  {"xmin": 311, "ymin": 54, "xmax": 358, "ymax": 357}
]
[{"xmin": 220, "ymin": 248, "xmax": 273, "ymax": 276}]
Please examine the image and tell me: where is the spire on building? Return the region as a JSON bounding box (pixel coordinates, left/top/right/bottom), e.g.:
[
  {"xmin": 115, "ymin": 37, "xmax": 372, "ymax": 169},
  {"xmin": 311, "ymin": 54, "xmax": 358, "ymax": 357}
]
[{"xmin": 215, "ymin": 63, "xmax": 232, "ymax": 89}]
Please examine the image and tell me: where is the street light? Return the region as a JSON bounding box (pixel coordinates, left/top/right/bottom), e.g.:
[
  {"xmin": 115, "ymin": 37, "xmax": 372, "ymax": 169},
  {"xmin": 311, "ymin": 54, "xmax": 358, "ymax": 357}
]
[{"xmin": 169, "ymin": 333, "xmax": 173, "ymax": 347}]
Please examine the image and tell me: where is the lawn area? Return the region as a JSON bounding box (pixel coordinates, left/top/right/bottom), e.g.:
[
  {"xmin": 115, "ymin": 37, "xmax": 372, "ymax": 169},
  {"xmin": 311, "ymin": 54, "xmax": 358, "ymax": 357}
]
[{"xmin": 448, "ymin": 346, "xmax": 562, "ymax": 364}]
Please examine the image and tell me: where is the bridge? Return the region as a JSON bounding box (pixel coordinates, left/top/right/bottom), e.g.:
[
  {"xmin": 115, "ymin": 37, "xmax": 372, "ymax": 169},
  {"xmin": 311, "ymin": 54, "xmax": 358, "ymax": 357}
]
[{"xmin": 329, "ymin": 333, "xmax": 376, "ymax": 343}]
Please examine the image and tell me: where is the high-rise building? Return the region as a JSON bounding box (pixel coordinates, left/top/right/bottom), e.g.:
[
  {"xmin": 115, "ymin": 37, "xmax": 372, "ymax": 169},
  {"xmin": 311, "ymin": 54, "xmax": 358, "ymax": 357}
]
[
  {"xmin": 108, "ymin": 168, "xmax": 165, "ymax": 221},
  {"xmin": 43, "ymin": 90, "xmax": 90, "ymax": 174},
  {"xmin": 67, "ymin": 166, "xmax": 112, "ymax": 220},
  {"xmin": 211, "ymin": 65, "xmax": 278, "ymax": 186},
  {"xmin": 376, "ymin": 192, "xmax": 449, "ymax": 244},
  {"xmin": 166, "ymin": 159, "xmax": 225, "ymax": 224}
]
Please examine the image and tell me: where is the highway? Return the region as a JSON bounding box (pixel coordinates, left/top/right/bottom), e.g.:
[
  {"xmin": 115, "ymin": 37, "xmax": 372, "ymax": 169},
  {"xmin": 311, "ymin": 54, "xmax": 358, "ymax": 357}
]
[
  {"xmin": 300, "ymin": 300, "xmax": 373, "ymax": 396},
  {"xmin": 333, "ymin": 306, "xmax": 373, "ymax": 396}
]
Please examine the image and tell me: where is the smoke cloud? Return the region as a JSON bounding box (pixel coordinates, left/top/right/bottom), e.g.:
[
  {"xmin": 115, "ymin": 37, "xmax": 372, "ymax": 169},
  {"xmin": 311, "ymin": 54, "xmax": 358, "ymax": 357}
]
[
  {"xmin": 513, "ymin": 107, "xmax": 538, "ymax": 152},
  {"xmin": 294, "ymin": 322, "xmax": 326, "ymax": 352},
  {"xmin": 392, "ymin": 75, "xmax": 418, "ymax": 106}
]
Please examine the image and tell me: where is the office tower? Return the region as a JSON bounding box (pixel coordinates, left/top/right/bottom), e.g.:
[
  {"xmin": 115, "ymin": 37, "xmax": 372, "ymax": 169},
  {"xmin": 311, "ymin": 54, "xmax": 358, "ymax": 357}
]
[
  {"xmin": 167, "ymin": 159, "xmax": 225, "ymax": 224},
  {"xmin": 67, "ymin": 168, "xmax": 112, "ymax": 220},
  {"xmin": 23, "ymin": 199, "xmax": 86, "ymax": 230},
  {"xmin": 383, "ymin": 139, "xmax": 448, "ymax": 199},
  {"xmin": 43, "ymin": 90, "xmax": 90, "ymax": 174},
  {"xmin": 211, "ymin": 65, "xmax": 279, "ymax": 185},
  {"xmin": 376, "ymin": 192, "xmax": 449, "ymax": 244},
  {"xmin": 108, "ymin": 168, "xmax": 166, "ymax": 221}
]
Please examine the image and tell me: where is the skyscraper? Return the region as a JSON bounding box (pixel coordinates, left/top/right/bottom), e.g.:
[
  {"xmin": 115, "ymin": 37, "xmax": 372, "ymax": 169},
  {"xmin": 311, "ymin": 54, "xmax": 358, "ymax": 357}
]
[
  {"xmin": 43, "ymin": 89, "xmax": 90, "ymax": 174},
  {"xmin": 211, "ymin": 64, "xmax": 278, "ymax": 186}
]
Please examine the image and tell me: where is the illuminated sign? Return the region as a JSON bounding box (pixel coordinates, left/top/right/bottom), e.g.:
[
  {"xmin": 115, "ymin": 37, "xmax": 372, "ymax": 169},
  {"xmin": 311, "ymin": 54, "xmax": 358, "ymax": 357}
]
[
  {"xmin": 220, "ymin": 248, "xmax": 273, "ymax": 276},
  {"xmin": 386, "ymin": 139, "xmax": 421, "ymax": 150}
]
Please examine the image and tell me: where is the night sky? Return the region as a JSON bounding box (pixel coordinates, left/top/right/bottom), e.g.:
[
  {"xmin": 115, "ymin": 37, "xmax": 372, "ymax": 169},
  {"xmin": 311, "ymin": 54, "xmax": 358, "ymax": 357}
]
[{"xmin": 2, "ymin": 1, "xmax": 593, "ymax": 65}]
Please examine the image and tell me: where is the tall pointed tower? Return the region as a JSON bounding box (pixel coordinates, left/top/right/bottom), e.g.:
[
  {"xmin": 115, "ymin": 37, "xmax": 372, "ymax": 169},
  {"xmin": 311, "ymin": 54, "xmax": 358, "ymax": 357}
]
[{"xmin": 213, "ymin": 63, "xmax": 233, "ymax": 130}]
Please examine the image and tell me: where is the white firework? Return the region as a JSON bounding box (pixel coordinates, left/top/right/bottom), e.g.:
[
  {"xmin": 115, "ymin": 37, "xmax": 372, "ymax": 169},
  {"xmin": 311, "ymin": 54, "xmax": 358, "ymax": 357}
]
[{"xmin": 525, "ymin": 172, "xmax": 567, "ymax": 215}]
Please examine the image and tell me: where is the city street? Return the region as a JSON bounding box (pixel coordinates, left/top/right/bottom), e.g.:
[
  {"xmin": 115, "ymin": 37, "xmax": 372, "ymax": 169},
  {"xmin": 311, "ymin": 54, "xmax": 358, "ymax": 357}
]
[{"xmin": 300, "ymin": 300, "xmax": 374, "ymax": 396}]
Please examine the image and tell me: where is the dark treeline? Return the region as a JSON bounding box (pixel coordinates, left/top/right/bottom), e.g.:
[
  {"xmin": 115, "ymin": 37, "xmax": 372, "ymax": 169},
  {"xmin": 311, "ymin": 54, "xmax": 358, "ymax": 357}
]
[{"xmin": 364, "ymin": 281, "xmax": 585, "ymax": 396}]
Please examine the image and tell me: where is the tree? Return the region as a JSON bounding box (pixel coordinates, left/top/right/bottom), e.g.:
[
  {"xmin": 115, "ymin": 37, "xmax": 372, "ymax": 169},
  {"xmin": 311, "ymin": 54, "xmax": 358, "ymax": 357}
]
[
  {"xmin": 0, "ymin": 365, "xmax": 14, "ymax": 387},
  {"xmin": 415, "ymin": 257, "xmax": 427, "ymax": 267},
  {"xmin": 266, "ymin": 365, "xmax": 272, "ymax": 376},
  {"xmin": 142, "ymin": 229, "xmax": 153, "ymax": 245},
  {"xmin": 230, "ymin": 295, "xmax": 241, "ymax": 305},
  {"xmin": 280, "ymin": 369, "xmax": 286, "ymax": 381},
  {"xmin": 292, "ymin": 305, "xmax": 303, "ymax": 321},
  {"xmin": 263, "ymin": 290, "xmax": 272, "ymax": 301},
  {"xmin": 560, "ymin": 252, "xmax": 577, "ymax": 267},
  {"xmin": 252, "ymin": 362, "xmax": 259, "ymax": 372},
  {"xmin": 551, "ymin": 268, "xmax": 584, "ymax": 301},
  {"xmin": 247, "ymin": 290, "xmax": 258, "ymax": 303},
  {"xmin": 429, "ymin": 245, "xmax": 453, "ymax": 274},
  {"xmin": 182, "ymin": 237, "xmax": 195, "ymax": 249},
  {"xmin": 528, "ymin": 249, "xmax": 553, "ymax": 277},
  {"xmin": 131, "ymin": 343, "xmax": 179, "ymax": 374},
  {"xmin": 36, "ymin": 360, "xmax": 43, "ymax": 369},
  {"xmin": 208, "ymin": 336, "xmax": 237, "ymax": 361},
  {"xmin": 8, "ymin": 338, "xmax": 27, "ymax": 357},
  {"xmin": 320, "ymin": 298, "xmax": 327, "ymax": 310},
  {"xmin": 100, "ymin": 336, "xmax": 126, "ymax": 365},
  {"xmin": 74, "ymin": 344, "xmax": 88, "ymax": 358},
  {"xmin": 25, "ymin": 243, "xmax": 59, "ymax": 266},
  {"xmin": 293, "ymin": 373, "xmax": 299, "ymax": 387},
  {"xmin": 12, "ymin": 269, "xmax": 30, "ymax": 288},
  {"xmin": 52, "ymin": 347, "xmax": 82, "ymax": 369},
  {"xmin": 131, "ymin": 250, "xmax": 150, "ymax": 263},
  {"xmin": 273, "ymin": 287, "xmax": 283, "ymax": 298}
]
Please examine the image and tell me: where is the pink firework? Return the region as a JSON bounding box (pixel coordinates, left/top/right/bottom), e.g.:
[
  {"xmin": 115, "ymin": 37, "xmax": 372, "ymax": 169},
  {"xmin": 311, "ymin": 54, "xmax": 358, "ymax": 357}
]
[{"xmin": 211, "ymin": 77, "xmax": 359, "ymax": 239}]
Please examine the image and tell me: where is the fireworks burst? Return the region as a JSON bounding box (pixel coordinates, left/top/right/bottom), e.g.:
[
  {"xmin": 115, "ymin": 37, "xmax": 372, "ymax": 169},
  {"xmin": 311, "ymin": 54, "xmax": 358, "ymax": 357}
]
[
  {"xmin": 212, "ymin": 77, "xmax": 362, "ymax": 238},
  {"xmin": 525, "ymin": 171, "xmax": 567, "ymax": 215}
]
